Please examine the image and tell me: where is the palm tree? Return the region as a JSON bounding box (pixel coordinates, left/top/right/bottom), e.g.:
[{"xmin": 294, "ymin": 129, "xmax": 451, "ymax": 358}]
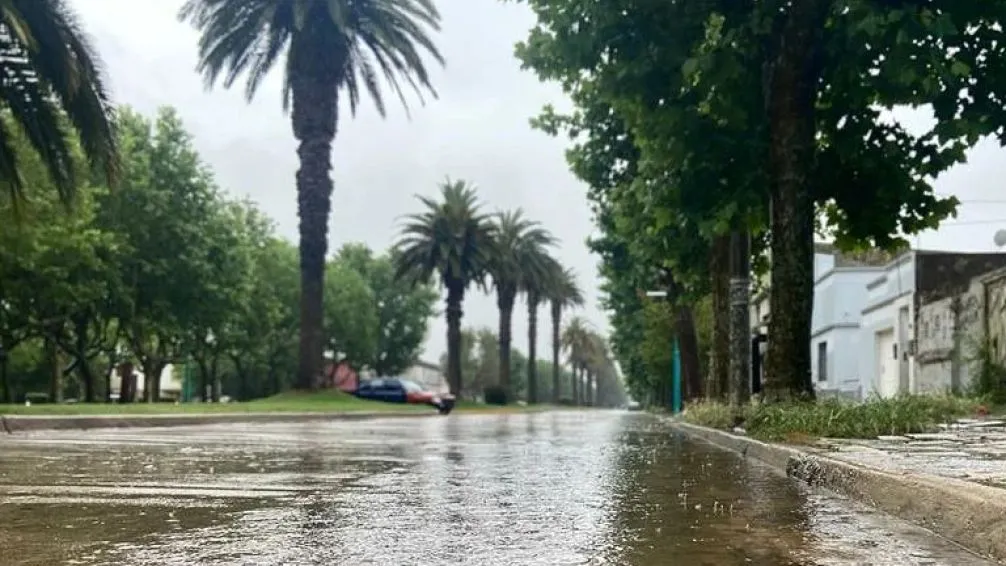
[
  {"xmin": 562, "ymin": 316, "xmax": 592, "ymax": 405},
  {"xmin": 179, "ymin": 0, "xmax": 444, "ymax": 390},
  {"xmin": 486, "ymin": 209, "xmax": 555, "ymax": 398},
  {"xmin": 545, "ymin": 267, "xmax": 584, "ymax": 403},
  {"xmin": 583, "ymin": 331, "xmax": 609, "ymax": 406},
  {"xmin": 523, "ymin": 254, "xmax": 561, "ymax": 404},
  {"xmin": 1, "ymin": 0, "xmax": 118, "ymax": 202},
  {"xmin": 394, "ymin": 179, "xmax": 495, "ymax": 396}
]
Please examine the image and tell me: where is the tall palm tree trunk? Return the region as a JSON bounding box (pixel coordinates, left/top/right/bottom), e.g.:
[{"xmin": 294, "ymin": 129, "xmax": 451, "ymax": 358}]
[
  {"xmin": 445, "ymin": 286, "xmax": 465, "ymax": 396},
  {"xmin": 550, "ymin": 302, "xmax": 562, "ymax": 403},
  {"xmin": 763, "ymin": 0, "xmax": 828, "ymax": 402},
  {"xmin": 527, "ymin": 295, "xmax": 540, "ymax": 404},
  {"xmin": 497, "ymin": 291, "xmax": 516, "ymax": 395},
  {"xmin": 291, "ymin": 52, "xmax": 339, "ymax": 391}
]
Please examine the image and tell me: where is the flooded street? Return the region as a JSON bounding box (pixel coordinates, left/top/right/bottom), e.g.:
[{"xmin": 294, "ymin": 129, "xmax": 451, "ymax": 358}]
[{"xmin": 0, "ymin": 412, "xmax": 992, "ymax": 565}]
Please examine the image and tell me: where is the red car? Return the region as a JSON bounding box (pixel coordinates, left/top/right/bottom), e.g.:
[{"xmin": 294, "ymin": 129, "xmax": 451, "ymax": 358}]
[{"xmin": 354, "ymin": 378, "xmax": 455, "ymax": 415}]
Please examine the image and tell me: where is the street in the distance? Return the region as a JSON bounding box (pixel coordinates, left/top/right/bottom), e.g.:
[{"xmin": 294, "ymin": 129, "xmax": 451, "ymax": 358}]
[{"xmin": 0, "ymin": 412, "xmax": 992, "ymax": 566}]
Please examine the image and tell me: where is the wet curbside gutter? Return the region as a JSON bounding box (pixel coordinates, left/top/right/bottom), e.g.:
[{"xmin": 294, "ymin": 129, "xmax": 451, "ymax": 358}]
[
  {"xmin": 0, "ymin": 411, "xmax": 439, "ymax": 434},
  {"xmin": 669, "ymin": 420, "xmax": 1006, "ymax": 563}
]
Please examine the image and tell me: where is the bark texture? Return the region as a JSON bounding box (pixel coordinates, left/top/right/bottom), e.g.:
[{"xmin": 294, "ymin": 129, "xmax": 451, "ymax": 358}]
[
  {"xmin": 290, "ymin": 32, "xmax": 340, "ymax": 391},
  {"xmin": 729, "ymin": 230, "xmax": 752, "ymax": 406},
  {"xmin": 709, "ymin": 234, "xmax": 730, "ymax": 400},
  {"xmin": 550, "ymin": 302, "xmax": 562, "ymax": 403},
  {"xmin": 763, "ymin": 0, "xmax": 829, "ymax": 401},
  {"xmin": 445, "ymin": 286, "xmax": 465, "ymax": 396},
  {"xmin": 527, "ymin": 293, "xmax": 540, "ymax": 404},
  {"xmin": 497, "ymin": 287, "xmax": 516, "ymax": 394},
  {"xmin": 675, "ymin": 304, "xmax": 703, "ymax": 401}
]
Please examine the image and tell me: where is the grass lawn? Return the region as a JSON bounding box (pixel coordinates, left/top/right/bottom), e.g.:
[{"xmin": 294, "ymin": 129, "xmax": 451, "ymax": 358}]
[{"xmin": 0, "ymin": 390, "xmax": 550, "ymax": 416}]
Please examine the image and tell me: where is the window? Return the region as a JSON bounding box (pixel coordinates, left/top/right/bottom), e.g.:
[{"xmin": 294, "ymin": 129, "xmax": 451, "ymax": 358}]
[
  {"xmin": 401, "ymin": 380, "xmax": 424, "ymax": 393},
  {"xmin": 817, "ymin": 342, "xmax": 828, "ymax": 382}
]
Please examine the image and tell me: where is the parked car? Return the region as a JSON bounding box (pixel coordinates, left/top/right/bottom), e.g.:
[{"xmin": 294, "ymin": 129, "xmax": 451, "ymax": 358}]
[{"xmin": 354, "ymin": 378, "xmax": 455, "ymax": 415}]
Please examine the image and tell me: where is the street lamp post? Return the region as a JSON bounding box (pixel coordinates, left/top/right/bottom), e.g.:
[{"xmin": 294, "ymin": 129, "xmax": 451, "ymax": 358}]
[{"xmin": 645, "ymin": 290, "xmax": 682, "ymax": 414}]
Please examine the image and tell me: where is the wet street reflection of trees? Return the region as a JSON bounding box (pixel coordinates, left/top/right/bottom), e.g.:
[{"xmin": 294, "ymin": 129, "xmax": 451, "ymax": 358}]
[
  {"xmin": 0, "ymin": 414, "xmax": 995, "ymax": 565},
  {"xmin": 599, "ymin": 421, "xmax": 812, "ymax": 565}
]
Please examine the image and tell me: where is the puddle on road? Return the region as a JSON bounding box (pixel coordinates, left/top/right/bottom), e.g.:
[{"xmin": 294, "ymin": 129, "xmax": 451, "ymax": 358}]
[{"xmin": 0, "ymin": 413, "xmax": 994, "ymax": 565}]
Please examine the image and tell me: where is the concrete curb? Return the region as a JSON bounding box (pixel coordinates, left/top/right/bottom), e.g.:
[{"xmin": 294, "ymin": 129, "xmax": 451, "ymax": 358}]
[
  {"xmin": 0, "ymin": 411, "xmax": 438, "ymax": 434},
  {"xmin": 669, "ymin": 420, "xmax": 1006, "ymax": 562}
]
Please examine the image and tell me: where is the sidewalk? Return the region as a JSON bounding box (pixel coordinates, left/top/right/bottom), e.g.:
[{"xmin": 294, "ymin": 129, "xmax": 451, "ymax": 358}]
[
  {"xmin": 670, "ymin": 418, "xmax": 1006, "ymax": 562},
  {"xmin": 816, "ymin": 418, "xmax": 1006, "ymax": 491}
]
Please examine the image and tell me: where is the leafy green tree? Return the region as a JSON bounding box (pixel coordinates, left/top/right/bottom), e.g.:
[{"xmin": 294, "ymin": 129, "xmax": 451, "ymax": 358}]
[
  {"xmin": 230, "ymin": 236, "xmax": 300, "ymax": 397},
  {"xmin": 0, "ymin": 114, "xmax": 118, "ymax": 403},
  {"xmin": 486, "ymin": 209, "xmax": 555, "ymax": 397},
  {"xmin": 0, "ymin": 0, "xmax": 118, "ymax": 203},
  {"xmin": 394, "ymin": 179, "xmax": 496, "ymax": 396},
  {"xmin": 188, "ymin": 198, "xmax": 257, "ymax": 402},
  {"xmin": 543, "ymin": 267, "xmax": 583, "ymax": 403},
  {"xmin": 515, "ymin": 0, "xmax": 1003, "ymax": 401},
  {"xmin": 180, "ymin": 0, "xmax": 445, "ymax": 391},
  {"xmin": 336, "ymin": 243, "xmax": 438, "ymax": 376},
  {"xmin": 323, "ymin": 259, "xmax": 379, "ymax": 370},
  {"xmin": 95, "ymin": 107, "xmax": 224, "ymax": 401}
]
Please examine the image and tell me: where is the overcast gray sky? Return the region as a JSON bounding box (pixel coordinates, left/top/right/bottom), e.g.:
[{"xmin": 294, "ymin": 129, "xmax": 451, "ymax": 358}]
[
  {"xmin": 71, "ymin": 1, "xmax": 1006, "ymax": 364},
  {"xmin": 71, "ymin": 0, "xmax": 605, "ymax": 363}
]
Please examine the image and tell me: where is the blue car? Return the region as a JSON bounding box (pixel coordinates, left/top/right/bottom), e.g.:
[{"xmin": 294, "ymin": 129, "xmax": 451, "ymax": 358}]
[{"xmin": 354, "ymin": 378, "xmax": 455, "ymax": 415}]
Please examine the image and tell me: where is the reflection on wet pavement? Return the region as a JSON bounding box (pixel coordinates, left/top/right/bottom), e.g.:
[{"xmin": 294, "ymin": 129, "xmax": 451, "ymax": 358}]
[{"xmin": 0, "ymin": 412, "xmax": 993, "ymax": 565}]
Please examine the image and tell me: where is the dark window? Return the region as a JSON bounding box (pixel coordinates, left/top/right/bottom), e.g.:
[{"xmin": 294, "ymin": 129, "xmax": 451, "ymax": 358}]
[{"xmin": 817, "ymin": 342, "xmax": 828, "ymax": 382}]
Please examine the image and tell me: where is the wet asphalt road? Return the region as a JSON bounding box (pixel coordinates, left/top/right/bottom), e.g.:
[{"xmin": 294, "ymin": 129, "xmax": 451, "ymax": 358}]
[{"xmin": 0, "ymin": 411, "xmax": 994, "ymax": 565}]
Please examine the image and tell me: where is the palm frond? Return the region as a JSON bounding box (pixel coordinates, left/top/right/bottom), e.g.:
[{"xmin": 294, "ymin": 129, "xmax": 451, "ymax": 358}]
[
  {"xmin": 179, "ymin": 0, "xmax": 443, "ymax": 117},
  {"xmin": 0, "ymin": 0, "xmax": 118, "ymax": 203}
]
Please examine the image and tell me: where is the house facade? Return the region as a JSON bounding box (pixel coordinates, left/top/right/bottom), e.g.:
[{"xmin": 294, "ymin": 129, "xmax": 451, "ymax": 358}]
[
  {"xmin": 752, "ymin": 245, "xmax": 1006, "ymax": 400},
  {"xmin": 914, "ymin": 256, "xmax": 1006, "ymax": 394},
  {"xmin": 849, "ymin": 250, "xmax": 1006, "ymax": 398},
  {"xmin": 811, "ymin": 257, "xmax": 885, "ymax": 399}
]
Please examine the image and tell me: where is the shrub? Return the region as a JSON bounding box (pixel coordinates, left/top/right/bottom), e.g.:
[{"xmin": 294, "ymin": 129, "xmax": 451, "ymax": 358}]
[
  {"xmin": 483, "ymin": 385, "xmax": 510, "ymax": 406},
  {"xmin": 683, "ymin": 395, "xmax": 982, "ymax": 441}
]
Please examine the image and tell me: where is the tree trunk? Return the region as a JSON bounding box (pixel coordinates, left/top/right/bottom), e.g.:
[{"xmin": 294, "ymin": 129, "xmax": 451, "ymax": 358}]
[
  {"xmin": 1, "ymin": 340, "xmax": 11, "ymax": 404},
  {"xmin": 497, "ymin": 288, "xmax": 516, "ymax": 394},
  {"xmin": 550, "ymin": 302, "xmax": 562, "ymax": 403},
  {"xmin": 674, "ymin": 304, "xmax": 703, "ymax": 401},
  {"xmin": 143, "ymin": 360, "xmax": 165, "ymax": 403},
  {"xmin": 198, "ymin": 358, "xmax": 210, "ymax": 402},
  {"xmin": 763, "ymin": 0, "xmax": 828, "ymax": 402},
  {"xmin": 45, "ymin": 336, "xmax": 63, "ymax": 403},
  {"xmin": 78, "ymin": 360, "xmax": 96, "ymax": 404},
  {"xmin": 709, "ymin": 234, "xmax": 730, "ymax": 400},
  {"xmin": 445, "ymin": 286, "xmax": 465, "ymax": 396},
  {"xmin": 211, "ymin": 354, "xmax": 221, "ymax": 403},
  {"xmin": 527, "ymin": 293, "xmax": 540, "ymax": 404},
  {"xmin": 571, "ymin": 362, "xmax": 580, "ymax": 405},
  {"xmin": 290, "ymin": 46, "xmax": 339, "ymax": 392},
  {"xmin": 729, "ymin": 230, "xmax": 752, "ymax": 406}
]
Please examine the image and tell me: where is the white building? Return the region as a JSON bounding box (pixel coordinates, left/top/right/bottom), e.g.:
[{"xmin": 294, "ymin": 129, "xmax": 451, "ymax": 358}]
[
  {"xmin": 755, "ymin": 243, "xmax": 896, "ymax": 399},
  {"xmin": 110, "ymin": 363, "xmax": 183, "ymax": 400},
  {"xmin": 812, "ymin": 256, "xmax": 885, "ymax": 398},
  {"xmin": 859, "ymin": 252, "xmax": 916, "ymax": 398}
]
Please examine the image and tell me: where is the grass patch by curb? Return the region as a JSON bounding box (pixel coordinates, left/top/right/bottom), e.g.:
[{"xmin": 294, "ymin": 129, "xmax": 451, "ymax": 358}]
[
  {"xmin": 682, "ymin": 395, "xmax": 985, "ymax": 441},
  {"xmin": 0, "ymin": 390, "xmax": 554, "ymax": 416}
]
